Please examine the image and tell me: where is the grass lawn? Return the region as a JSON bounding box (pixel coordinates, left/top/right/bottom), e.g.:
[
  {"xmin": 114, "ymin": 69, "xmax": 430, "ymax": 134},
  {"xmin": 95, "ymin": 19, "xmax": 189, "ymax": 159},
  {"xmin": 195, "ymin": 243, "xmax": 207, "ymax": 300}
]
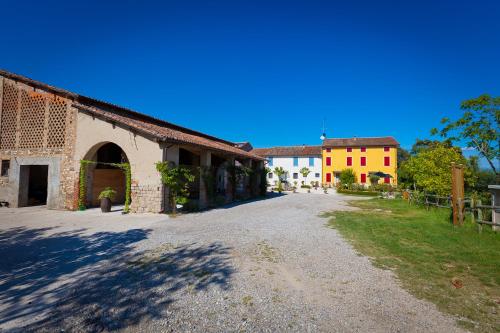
[{"xmin": 324, "ymin": 199, "xmax": 499, "ymax": 333}]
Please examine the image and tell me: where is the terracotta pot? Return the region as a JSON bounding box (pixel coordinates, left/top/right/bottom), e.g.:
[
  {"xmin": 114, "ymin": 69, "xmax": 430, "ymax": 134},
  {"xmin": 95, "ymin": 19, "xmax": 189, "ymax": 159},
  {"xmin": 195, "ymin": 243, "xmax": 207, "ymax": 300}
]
[{"xmin": 100, "ymin": 198, "xmax": 112, "ymax": 213}]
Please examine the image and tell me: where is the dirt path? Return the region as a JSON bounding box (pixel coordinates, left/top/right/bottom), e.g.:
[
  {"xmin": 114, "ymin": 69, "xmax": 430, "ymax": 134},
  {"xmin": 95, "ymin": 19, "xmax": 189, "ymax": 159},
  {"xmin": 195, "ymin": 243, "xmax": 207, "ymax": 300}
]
[{"xmin": 0, "ymin": 193, "xmax": 466, "ymax": 332}]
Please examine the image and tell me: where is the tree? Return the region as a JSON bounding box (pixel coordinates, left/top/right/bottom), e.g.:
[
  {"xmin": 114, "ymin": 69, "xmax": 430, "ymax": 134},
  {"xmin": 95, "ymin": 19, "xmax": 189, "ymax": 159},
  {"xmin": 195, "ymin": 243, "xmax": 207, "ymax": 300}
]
[
  {"xmin": 299, "ymin": 167, "xmax": 311, "ymax": 185},
  {"xmin": 273, "ymin": 166, "xmax": 287, "ymax": 193},
  {"xmin": 339, "ymin": 168, "xmax": 356, "ymax": 187},
  {"xmin": 369, "ymin": 174, "xmax": 380, "ymax": 186},
  {"xmin": 397, "ymin": 147, "xmax": 410, "ymax": 164},
  {"xmin": 431, "ymin": 94, "xmax": 499, "ymax": 174},
  {"xmin": 400, "ymin": 144, "xmax": 475, "ymax": 195},
  {"xmin": 410, "ymin": 139, "xmax": 452, "ymax": 155},
  {"xmin": 156, "ymin": 162, "xmax": 196, "ymax": 213}
]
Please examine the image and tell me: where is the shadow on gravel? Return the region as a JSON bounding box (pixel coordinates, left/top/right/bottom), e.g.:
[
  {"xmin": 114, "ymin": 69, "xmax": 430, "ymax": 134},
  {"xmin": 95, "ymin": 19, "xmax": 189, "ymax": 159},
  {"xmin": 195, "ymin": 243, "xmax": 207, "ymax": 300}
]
[
  {"xmin": 0, "ymin": 227, "xmax": 233, "ymax": 332},
  {"xmin": 217, "ymin": 192, "xmax": 286, "ymax": 210}
]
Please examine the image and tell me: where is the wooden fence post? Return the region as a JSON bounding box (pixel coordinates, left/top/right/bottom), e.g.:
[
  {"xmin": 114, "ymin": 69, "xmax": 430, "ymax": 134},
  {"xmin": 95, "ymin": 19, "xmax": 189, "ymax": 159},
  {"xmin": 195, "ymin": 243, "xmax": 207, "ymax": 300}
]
[{"xmin": 451, "ymin": 163, "xmax": 465, "ymax": 225}]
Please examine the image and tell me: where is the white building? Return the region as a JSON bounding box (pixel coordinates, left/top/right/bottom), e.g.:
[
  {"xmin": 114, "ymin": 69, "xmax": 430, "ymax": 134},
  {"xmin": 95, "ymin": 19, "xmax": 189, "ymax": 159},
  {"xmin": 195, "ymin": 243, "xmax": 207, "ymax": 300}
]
[{"xmin": 251, "ymin": 145, "xmax": 322, "ymax": 186}]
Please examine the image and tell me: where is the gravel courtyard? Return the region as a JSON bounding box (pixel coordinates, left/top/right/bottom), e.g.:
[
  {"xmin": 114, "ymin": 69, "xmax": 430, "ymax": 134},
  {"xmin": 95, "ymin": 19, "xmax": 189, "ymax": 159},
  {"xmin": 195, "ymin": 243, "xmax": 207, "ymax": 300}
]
[{"xmin": 0, "ymin": 193, "xmax": 465, "ymax": 332}]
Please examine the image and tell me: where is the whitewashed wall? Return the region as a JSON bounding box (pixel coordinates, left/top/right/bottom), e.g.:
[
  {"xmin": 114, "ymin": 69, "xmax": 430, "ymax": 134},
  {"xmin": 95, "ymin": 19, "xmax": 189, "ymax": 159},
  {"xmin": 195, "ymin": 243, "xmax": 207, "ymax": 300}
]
[{"xmin": 266, "ymin": 155, "xmax": 322, "ymax": 185}]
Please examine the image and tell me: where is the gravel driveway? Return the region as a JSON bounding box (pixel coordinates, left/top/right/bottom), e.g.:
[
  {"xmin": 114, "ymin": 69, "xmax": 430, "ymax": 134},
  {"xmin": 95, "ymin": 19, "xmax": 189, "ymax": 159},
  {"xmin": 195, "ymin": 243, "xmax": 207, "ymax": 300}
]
[{"xmin": 0, "ymin": 193, "xmax": 465, "ymax": 332}]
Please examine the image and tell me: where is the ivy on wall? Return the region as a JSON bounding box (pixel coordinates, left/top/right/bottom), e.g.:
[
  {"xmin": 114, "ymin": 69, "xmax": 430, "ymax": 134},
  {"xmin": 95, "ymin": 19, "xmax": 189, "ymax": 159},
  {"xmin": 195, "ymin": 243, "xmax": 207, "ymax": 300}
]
[{"xmin": 78, "ymin": 160, "xmax": 131, "ymax": 213}]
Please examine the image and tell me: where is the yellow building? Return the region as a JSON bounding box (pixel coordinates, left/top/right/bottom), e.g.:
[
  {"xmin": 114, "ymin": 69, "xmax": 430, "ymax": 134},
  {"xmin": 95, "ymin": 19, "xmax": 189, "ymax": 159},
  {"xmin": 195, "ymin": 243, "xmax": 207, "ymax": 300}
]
[{"xmin": 322, "ymin": 137, "xmax": 398, "ymax": 186}]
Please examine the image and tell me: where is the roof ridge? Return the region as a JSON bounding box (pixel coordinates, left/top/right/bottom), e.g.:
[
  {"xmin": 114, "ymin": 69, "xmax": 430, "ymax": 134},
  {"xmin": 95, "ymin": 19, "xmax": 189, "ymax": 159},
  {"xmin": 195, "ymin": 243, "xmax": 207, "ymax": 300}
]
[{"xmin": 0, "ymin": 68, "xmax": 237, "ymax": 147}]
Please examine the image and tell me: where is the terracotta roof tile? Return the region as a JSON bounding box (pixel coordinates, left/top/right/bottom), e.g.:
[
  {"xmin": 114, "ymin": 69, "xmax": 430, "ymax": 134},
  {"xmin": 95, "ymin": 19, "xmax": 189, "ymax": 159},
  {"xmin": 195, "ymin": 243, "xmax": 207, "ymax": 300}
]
[
  {"xmin": 0, "ymin": 69, "xmax": 263, "ymax": 161},
  {"xmin": 322, "ymin": 137, "xmax": 399, "ymax": 148},
  {"xmin": 251, "ymin": 145, "xmax": 322, "ymax": 157}
]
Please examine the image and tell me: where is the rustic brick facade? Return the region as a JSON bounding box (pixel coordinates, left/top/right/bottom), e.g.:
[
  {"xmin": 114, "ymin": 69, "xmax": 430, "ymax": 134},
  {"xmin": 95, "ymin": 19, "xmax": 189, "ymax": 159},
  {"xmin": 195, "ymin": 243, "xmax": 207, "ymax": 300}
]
[
  {"xmin": 0, "ymin": 70, "xmax": 264, "ymax": 213},
  {"xmin": 0, "ymin": 77, "xmax": 77, "ymax": 209}
]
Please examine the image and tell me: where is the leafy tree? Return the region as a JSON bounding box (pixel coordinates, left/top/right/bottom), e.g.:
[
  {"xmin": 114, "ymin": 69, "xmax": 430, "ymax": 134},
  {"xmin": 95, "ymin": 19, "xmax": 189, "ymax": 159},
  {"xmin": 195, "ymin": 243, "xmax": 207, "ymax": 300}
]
[
  {"xmin": 369, "ymin": 174, "xmax": 380, "ymax": 186},
  {"xmin": 410, "ymin": 139, "xmax": 452, "ymax": 155},
  {"xmin": 400, "ymin": 144, "xmax": 475, "ymax": 195},
  {"xmin": 156, "ymin": 161, "xmax": 196, "ymax": 213},
  {"xmin": 397, "ymin": 147, "xmax": 410, "ymax": 164},
  {"xmin": 339, "ymin": 168, "xmax": 357, "ymax": 187},
  {"xmin": 431, "ymin": 94, "xmax": 499, "ymax": 174},
  {"xmin": 299, "ymin": 167, "xmax": 311, "ymax": 184},
  {"xmin": 273, "ymin": 166, "xmax": 287, "ymax": 193}
]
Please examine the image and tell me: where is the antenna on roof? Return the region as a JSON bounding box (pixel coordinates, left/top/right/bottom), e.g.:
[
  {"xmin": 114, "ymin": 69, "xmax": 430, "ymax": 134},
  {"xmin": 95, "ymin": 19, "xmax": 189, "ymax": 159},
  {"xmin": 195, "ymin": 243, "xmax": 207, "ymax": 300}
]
[{"xmin": 320, "ymin": 118, "xmax": 327, "ymax": 141}]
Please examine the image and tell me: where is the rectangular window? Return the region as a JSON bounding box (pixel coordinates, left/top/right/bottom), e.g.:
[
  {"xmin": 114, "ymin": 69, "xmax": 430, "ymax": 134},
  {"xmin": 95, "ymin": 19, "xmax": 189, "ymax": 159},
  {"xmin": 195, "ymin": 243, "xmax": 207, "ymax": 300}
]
[
  {"xmin": 326, "ymin": 157, "xmax": 331, "ymax": 166},
  {"xmin": 360, "ymin": 156, "xmax": 366, "ymax": 166},
  {"xmin": 268, "ymin": 157, "xmax": 273, "ymax": 167},
  {"xmin": 360, "ymin": 147, "xmax": 366, "ymax": 152},
  {"xmin": 326, "ymin": 148, "xmax": 331, "ymax": 152},
  {"xmin": 1, "ymin": 160, "xmax": 10, "ymax": 177},
  {"xmin": 384, "ymin": 146, "xmax": 390, "ymax": 152},
  {"xmin": 326, "ymin": 173, "xmax": 332, "ymax": 182},
  {"xmin": 361, "ymin": 173, "xmax": 366, "ymax": 183},
  {"xmin": 293, "ymin": 157, "xmax": 298, "ymax": 167},
  {"xmin": 347, "ymin": 156, "xmax": 352, "ymax": 166},
  {"xmin": 384, "ymin": 176, "xmax": 390, "ymax": 184},
  {"xmin": 293, "ymin": 173, "xmax": 298, "ymax": 179},
  {"xmin": 315, "ymin": 173, "xmax": 320, "ymax": 178},
  {"xmin": 346, "ymin": 147, "xmax": 352, "ymax": 152},
  {"xmin": 384, "ymin": 156, "xmax": 390, "ymax": 166},
  {"xmin": 309, "ymin": 157, "xmax": 314, "ymax": 167},
  {"xmin": 268, "ymin": 173, "xmax": 273, "ymax": 179}
]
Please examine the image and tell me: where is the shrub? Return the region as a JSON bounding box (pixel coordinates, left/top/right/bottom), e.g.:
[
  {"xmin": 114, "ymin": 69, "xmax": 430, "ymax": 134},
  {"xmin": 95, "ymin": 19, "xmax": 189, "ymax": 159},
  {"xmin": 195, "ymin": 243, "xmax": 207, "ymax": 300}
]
[
  {"xmin": 98, "ymin": 187, "xmax": 116, "ymax": 200},
  {"xmin": 301, "ymin": 185, "xmax": 311, "ymax": 189},
  {"xmin": 339, "ymin": 169, "xmax": 357, "ymax": 187}
]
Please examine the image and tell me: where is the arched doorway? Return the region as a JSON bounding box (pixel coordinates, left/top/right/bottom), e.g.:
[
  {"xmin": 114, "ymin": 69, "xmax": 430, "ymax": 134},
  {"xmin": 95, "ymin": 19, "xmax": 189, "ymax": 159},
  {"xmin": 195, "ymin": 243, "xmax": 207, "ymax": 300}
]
[{"xmin": 82, "ymin": 142, "xmax": 129, "ymax": 207}]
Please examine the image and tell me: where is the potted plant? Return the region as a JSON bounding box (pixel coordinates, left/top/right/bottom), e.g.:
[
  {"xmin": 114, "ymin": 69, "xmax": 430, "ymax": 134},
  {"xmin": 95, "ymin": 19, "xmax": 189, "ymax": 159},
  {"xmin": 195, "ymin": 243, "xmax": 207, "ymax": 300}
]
[
  {"xmin": 98, "ymin": 187, "xmax": 117, "ymax": 213},
  {"xmin": 293, "ymin": 181, "xmax": 298, "ymax": 193}
]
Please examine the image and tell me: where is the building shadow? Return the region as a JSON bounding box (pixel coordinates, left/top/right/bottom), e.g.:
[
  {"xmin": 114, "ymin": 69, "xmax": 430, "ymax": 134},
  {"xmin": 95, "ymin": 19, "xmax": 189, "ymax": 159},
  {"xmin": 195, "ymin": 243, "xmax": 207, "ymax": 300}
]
[
  {"xmin": 0, "ymin": 226, "xmax": 233, "ymax": 332},
  {"xmin": 215, "ymin": 192, "xmax": 287, "ymax": 210}
]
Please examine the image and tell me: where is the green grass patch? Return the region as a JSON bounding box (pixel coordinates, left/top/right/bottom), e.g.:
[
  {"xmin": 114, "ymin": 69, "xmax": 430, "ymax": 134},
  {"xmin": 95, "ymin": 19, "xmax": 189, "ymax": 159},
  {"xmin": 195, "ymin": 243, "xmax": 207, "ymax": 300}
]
[{"xmin": 323, "ymin": 199, "xmax": 499, "ymax": 332}]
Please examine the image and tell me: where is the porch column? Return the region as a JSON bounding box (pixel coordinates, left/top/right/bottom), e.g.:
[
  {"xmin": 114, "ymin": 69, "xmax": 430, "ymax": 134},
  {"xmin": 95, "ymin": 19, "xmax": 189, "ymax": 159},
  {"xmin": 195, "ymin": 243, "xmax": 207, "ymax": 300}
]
[
  {"xmin": 225, "ymin": 157, "xmax": 235, "ymax": 203},
  {"xmin": 254, "ymin": 160, "xmax": 264, "ymax": 196},
  {"xmin": 199, "ymin": 151, "xmax": 211, "ymax": 209},
  {"xmin": 244, "ymin": 159, "xmax": 253, "ymax": 198}
]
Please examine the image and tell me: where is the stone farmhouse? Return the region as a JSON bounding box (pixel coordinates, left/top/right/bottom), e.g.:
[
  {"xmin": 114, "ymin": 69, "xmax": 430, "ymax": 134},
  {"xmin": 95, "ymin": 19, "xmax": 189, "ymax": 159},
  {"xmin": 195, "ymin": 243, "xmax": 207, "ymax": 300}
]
[{"xmin": 0, "ymin": 70, "xmax": 264, "ymax": 212}]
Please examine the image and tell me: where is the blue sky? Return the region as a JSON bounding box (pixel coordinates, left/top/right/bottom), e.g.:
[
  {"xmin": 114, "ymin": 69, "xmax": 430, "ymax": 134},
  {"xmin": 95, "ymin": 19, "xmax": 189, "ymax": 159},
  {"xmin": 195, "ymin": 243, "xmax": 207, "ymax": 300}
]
[{"xmin": 1, "ymin": 1, "xmax": 498, "ymax": 155}]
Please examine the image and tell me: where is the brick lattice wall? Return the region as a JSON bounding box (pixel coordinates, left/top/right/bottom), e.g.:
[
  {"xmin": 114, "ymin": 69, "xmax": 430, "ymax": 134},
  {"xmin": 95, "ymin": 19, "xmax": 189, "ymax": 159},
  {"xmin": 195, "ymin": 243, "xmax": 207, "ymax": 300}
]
[{"xmin": 0, "ymin": 78, "xmax": 77, "ymax": 209}]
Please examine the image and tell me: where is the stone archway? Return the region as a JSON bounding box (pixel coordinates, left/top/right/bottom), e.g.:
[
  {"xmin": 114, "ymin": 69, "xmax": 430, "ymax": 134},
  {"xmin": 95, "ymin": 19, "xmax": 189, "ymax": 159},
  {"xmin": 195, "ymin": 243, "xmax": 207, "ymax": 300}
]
[{"xmin": 82, "ymin": 142, "xmax": 129, "ymax": 207}]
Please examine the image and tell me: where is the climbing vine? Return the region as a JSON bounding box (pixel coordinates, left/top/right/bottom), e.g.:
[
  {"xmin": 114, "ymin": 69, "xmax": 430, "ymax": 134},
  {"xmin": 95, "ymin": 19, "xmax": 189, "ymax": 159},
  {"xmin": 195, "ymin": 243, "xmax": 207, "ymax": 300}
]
[{"xmin": 78, "ymin": 160, "xmax": 131, "ymax": 213}]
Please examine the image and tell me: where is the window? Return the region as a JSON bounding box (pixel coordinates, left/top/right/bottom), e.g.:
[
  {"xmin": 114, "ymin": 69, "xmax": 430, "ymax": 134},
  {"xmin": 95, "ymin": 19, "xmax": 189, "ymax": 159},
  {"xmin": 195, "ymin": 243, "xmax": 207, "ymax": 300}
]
[
  {"xmin": 360, "ymin": 147, "xmax": 366, "ymax": 152},
  {"xmin": 384, "ymin": 156, "xmax": 390, "ymax": 166},
  {"xmin": 293, "ymin": 156, "xmax": 298, "ymax": 167},
  {"xmin": 346, "ymin": 147, "xmax": 352, "ymax": 152},
  {"xmin": 346, "ymin": 156, "xmax": 352, "ymax": 166},
  {"xmin": 361, "ymin": 173, "xmax": 366, "ymax": 183},
  {"xmin": 326, "ymin": 148, "xmax": 331, "ymax": 152},
  {"xmin": 326, "ymin": 173, "xmax": 332, "ymax": 182},
  {"xmin": 268, "ymin": 157, "xmax": 273, "ymax": 167},
  {"xmin": 309, "ymin": 157, "xmax": 314, "ymax": 167},
  {"xmin": 268, "ymin": 173, "xmax": 273, "ymax": 179},
  {"xmin": 326, "ymin": 156, "xmax": 331, "ymax": 166},
  {"xmin": 384, "ymin": 146, "xmax": 390, "ymax": 152},
  {"xmin": 293, "ymin": 173, "xmax": 298, "ymax": 179},
  {"xmin": 315, "ymin": 173, "xmax": 320, "ymax": 178},
  {"xmin": 360, "ymin": 156, "xmax": 366, "ymax": 166},
  {"xmin": 1, "ymin": 160, "xmax": 10, "ymax": 177},
  {"xmin": 384, "ymin": 176, "xmax": 390, "ymax": 184}
]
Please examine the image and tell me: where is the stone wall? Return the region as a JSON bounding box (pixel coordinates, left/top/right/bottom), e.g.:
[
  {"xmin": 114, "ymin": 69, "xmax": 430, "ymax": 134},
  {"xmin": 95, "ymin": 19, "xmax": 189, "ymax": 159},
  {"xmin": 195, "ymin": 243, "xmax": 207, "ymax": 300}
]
[{"xmin": 130, "ymin": 182, "xmax": 164, "ymax": 213}]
